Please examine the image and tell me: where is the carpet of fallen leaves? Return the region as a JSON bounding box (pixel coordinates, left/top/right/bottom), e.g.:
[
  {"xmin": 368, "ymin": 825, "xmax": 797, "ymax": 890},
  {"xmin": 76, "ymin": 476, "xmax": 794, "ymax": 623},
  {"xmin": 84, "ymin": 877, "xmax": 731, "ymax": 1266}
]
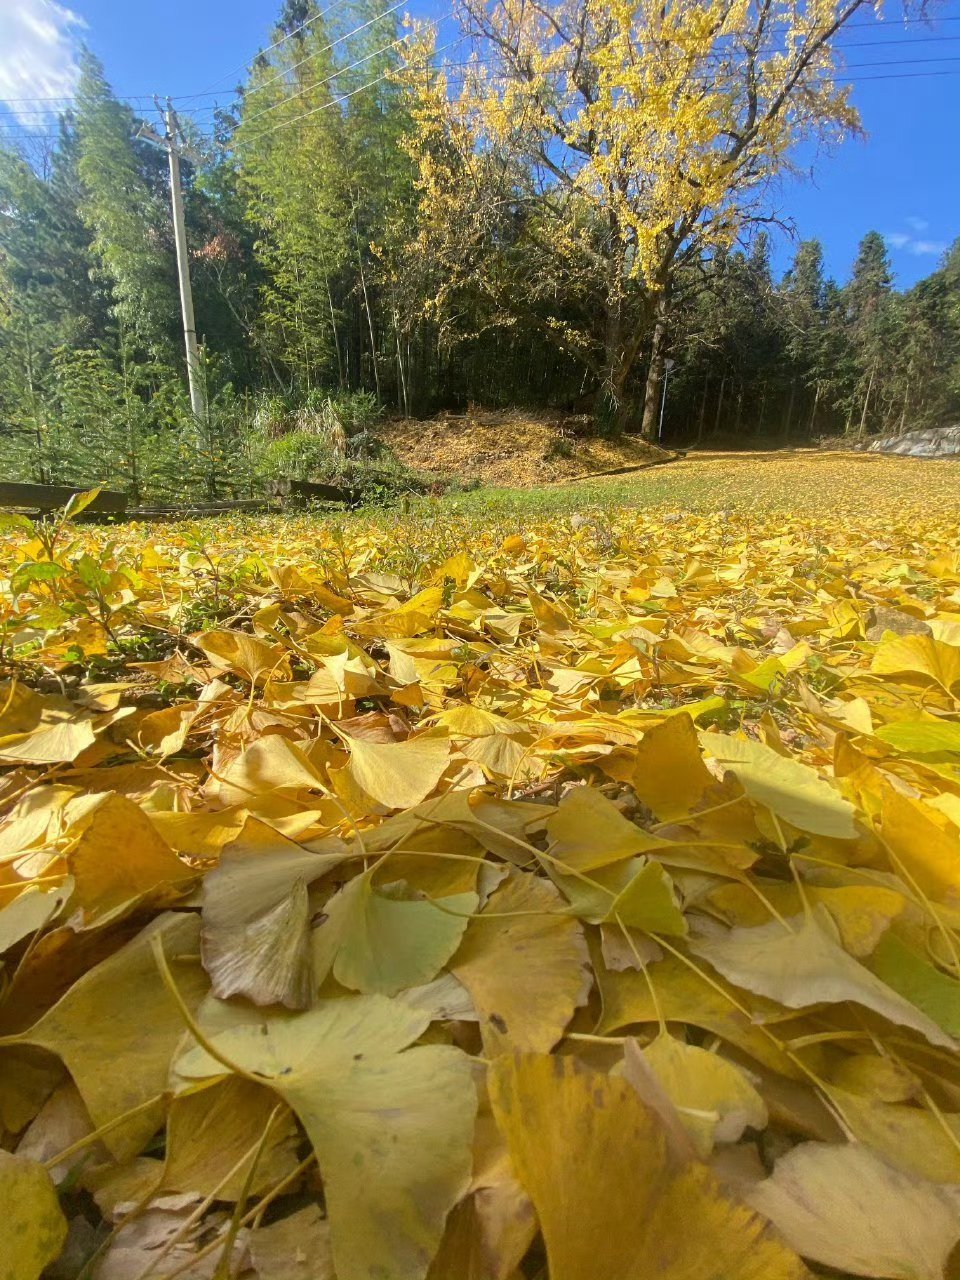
[
  {"xmin": 2, "ymin": 459, "xmax": 960, "ymax": 1280},
  {"xmin": 381, "ymin": 408, "xmax": 670, "ymax": 484}
]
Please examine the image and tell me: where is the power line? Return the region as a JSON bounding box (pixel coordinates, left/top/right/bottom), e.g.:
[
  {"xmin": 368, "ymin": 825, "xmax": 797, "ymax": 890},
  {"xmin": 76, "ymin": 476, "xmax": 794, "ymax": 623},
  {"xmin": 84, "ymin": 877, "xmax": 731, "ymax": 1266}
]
[
  {"xmin": 3, "ymin": 56, "xmax": 958, "ymax": 144},
  {"xmin": 3, "ymin": 11, "xmax": 960, "ymax": 130},
  {"xmin": 0, "ymin": 103, "xmax": 225, "ymax": 117},
  {"xmin": 842, "ymin": 67, "xmax": 960, "ymax": 80},
  {"xmin": 0, "ymin": 92, "xmax": 160, "ymax": 104},
  {"xmin": 240, "ymin": 0, "xmax": 407, "ymax": 117},
  {"xmin": 242, "ymin": 33, "xmax": 403, "ymax": 127},
  {"xmin": 262, "ymin": 59, "xmax": 959, "ymax": 141},
  {"xmin": 839, "ymin": 33, "xmax": 960, "ymax": 46},
  {"xmin": 843, "ymin": 13, "xmax": 960, "ymax": 27},
  {"xmin": 842, "ymin": 54, "xmax": 960, "ymax": 66},
  {"xmin": 2, "ymin": 64, "xmax": 957, "ymax": 145},
  {"xmin": 251, "ymin": 36, "xmax": 462, "ymax": 138},
  {"xmin": 1, "ymin": 16, "xmax": 958, "ymax": 109},
  {"xmin": 179, "ymin": 0, "xmax": 355, "ymax": 103},
  {"xmin": 241, "ymin": 11, "xmax": 458, "ymax": 128}
]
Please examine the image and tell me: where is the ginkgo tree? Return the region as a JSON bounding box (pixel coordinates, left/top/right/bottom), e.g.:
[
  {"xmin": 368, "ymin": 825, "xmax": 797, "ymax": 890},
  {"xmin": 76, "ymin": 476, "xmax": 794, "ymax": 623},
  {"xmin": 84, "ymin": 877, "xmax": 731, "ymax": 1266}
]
[{"xmin": 407, "ymin": 0, "xmax": 897, "ymax": 435}]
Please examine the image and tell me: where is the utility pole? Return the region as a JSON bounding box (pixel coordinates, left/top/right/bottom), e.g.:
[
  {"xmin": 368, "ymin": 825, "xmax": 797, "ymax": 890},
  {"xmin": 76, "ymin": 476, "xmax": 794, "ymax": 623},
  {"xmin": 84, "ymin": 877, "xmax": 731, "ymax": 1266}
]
[{"xmin": 138, "ymin": 101, "xmax": 206, "ymax": 420}]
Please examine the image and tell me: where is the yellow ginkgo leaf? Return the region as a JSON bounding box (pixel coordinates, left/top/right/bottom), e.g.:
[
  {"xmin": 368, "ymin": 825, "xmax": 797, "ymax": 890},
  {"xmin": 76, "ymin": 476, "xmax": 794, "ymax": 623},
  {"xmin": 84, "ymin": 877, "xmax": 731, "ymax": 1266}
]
[
  {"xmin": 690, "ymin": 907, "xmax": 955, "ymax": 1050},
  {"xmin": 488, "ymin": 1053, "xmax": 808, "ymax": 1280},
  {"xmin": 825, "ymin": 1087, "xmax": 960, "ymax": 1183},
  {"xmin": 548, "ymin": 856, "xmax": 687, "ymax": 936},
  {"xmin": 0, "ymin": 1150, "xmax": 67, "ymax": 1280},
  {"xmin": 67, "ymin": 792, "xmax": 195, "ymax": 923},
  {"xmin": 315, "ymin": 872, "xmax": 477, "ymax": 996},
  {"xmin": 868, "ymin": 932, "xmax": 960, "ymax": 1037},
  {"xmin": 176, "ymin": 994, "xmax": 476, "ymax": 1280},
  {"xmin": 147, "ymin": 807, "xmax": 248, "ymax": 858},
  {"xmin": 829, "ymin": 1053, "xmax": 920, "ymax": 1104},
  {"xmin": 161, "ymin": 1077, "xmax": 299, "ymax": 1200},
  {"xmin": 880, "ymin": 786, "xmax": 960, "ymax": 899},
  {"xmin": 596, "ymin": 955, "xmax": 801, "ymax": 1079},
  {"xmin": 198, "ymin": 629, "xmax": 289, "ymax": 684},
  {"xmin": 341, "ymin": 732, "xmax": 451, "ymax": 809},
  {"xmin": 706, "ymin": 882, "xmax": 906, "ymax": 957},
  {"xmin": 0, "ymin": 881, "xmax": 72, "ymax": 953},
  {"xmin": 202, "ymin": 833, "xmax": 345, "ymax": 1008},
  {"xmin": 0, "ymin": 716, "xmax": 96, "ymax": 764},
  {"xmin": 427, "ymin": 1085, "xmax": 536, "ymax": 1280},
  {"xmin": 871, "ymin": 632, "xmax": 960, "ymax": 694},
  {"xmin": 632, "ymin": 713, "xmax": 716, "ymax": 822},
  {"xmin": 700, "ymin": 733, "xmax": 857, "ymax": 839},
  {"xmin": 748, "ymin": 1142, "xmax": 960, "ymax": 1280},
  {"xmin": 452, "ymin": 870, "xmax": 591, "ymax": 1054},
  {"xmin": 875, "ymin": 719, "xmax": 960, "ymax": 757},
  {"xmin": 3, "ymin": 913, "xmax": 207, "ymax": 1159},
  {"xmin": 545, "ymin": 785, "xmax": 657, "ymax": 870},
  {"xmin": 213, "ymin": 735, "xmax": 328, "ymax": 805},
  {"xmin": 640, "ymin": 1032, "xmax": 768, "ymax": 1157}
]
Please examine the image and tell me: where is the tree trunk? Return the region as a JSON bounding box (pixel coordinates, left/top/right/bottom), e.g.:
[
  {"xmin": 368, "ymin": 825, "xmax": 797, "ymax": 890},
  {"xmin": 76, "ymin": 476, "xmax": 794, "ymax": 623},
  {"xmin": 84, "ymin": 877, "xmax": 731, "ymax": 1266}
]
[
  {"xmin": 807, "ymin": 384, "xmax": 821, "ymax": 437},
  {"xmin": 713, "ymin": 376, "xmax": 726, "ymax": 435},
  {"xmin": 599, "ymin": 228, "xmax": 625, "ymax": 430},
  {"xmin": 395, "ymin": 319, "xmax": 409, "ymax": 417},
  {"xmin": 697, "ymin": 377, "xmax": 709, "ymax": 445},
  {"xmin": 857, "ymin": 364, "xmax": 875, "ymax": 439},
  {"xmin": 782, "ymin": 379, "xmax": 797, "ymax": 439},
  {"xmin": 354, "ymin": 212, "xmax": 381, "ymax": 404},
  {"xmin": 898, "ymin": 374, "xmax": 911, "ymax": 436},
  {"xmin": 640, "ymin": 290, "xmax": 670, "ymax": 440}
]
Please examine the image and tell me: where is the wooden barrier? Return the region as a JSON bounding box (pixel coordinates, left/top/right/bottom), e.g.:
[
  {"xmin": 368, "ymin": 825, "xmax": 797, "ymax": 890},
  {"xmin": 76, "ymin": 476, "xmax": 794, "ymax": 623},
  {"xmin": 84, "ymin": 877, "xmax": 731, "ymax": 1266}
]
[
  {"xmin": 129, "ymin": 499, "xmax": 280, "ymax": 518},
  {"xmin": 0, "ymin": 480, "xmax": 363, "ymax": 522},
  {"xmin": 269, "ymin": 478, "xmax": 362, "ymax": 506},
  {"xmin": 0, "ymin": 482, "xmax": 128, "ymax": 516}
]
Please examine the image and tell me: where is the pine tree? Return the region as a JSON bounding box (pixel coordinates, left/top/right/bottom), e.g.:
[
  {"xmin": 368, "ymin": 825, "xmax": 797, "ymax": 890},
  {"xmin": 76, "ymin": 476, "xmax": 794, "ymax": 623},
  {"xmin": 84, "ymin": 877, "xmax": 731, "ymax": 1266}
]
[
  {"xmin": 844, "ymin": 231, "xmax": 895, "ymax": 436},
  {"xmin": 782, "ymin": 240, "xmax": 831, "ymax": 435}
]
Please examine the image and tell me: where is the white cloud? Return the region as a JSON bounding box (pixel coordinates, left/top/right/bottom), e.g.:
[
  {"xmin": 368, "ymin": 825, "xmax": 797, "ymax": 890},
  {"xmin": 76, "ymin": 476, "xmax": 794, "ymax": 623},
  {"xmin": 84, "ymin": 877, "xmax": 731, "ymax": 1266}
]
[
  {"xmin": 885, "ymin": 226, "xmax": 947, "ymax": 258},
  {"xmin": 0, "ymin": 0, "xmax": 85, "ymax": 130},
  {"xmin": 910, "ymin": 239, "xmax": 947, "ymax": 257}
]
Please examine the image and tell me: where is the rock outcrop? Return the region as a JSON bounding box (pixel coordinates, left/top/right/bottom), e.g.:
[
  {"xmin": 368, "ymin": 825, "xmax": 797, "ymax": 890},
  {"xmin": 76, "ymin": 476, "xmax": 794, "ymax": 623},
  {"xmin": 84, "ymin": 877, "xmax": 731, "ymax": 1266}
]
[{"xmin": 856, "ymin": 424, "xmax": 960, "ymax": 458}]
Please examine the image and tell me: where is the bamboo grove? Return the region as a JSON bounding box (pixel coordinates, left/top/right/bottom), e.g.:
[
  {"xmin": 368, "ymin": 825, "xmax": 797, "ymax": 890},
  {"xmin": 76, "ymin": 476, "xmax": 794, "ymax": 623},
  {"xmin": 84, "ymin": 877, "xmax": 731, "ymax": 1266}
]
[{"xmin": 1, "ymin": 0, "xmax": 958, "ymax": 502}]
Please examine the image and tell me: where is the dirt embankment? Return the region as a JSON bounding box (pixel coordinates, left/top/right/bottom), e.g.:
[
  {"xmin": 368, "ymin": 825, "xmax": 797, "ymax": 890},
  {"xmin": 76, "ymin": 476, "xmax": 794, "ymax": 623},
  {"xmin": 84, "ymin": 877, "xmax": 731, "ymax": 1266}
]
[{"xmin": 380, "ymin": 409, "xmax": 674, "ymax": 487}]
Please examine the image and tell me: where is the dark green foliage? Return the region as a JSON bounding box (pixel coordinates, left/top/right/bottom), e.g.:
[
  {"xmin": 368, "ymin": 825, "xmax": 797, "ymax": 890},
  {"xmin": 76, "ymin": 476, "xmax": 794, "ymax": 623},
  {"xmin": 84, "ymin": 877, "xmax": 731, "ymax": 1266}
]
[{"xmin": 662, "ymin": 233, "xmax": 960, "ymax": 443}]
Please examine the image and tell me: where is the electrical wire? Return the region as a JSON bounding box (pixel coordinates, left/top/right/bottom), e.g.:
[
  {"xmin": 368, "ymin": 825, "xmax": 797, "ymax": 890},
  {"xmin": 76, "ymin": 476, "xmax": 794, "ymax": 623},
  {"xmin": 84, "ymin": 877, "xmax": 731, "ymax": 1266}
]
[
  {"xmin": 2, "ymin": 10, "xmax": 959, "ymax": 132},
  {"xmin": 176, "ymin": 0, "xmax": 356, "ymax": 104},
  {"xmin": 241, "ymin": 11, "xmax": 461, "ymax": 128},
  {"xmin": 842, "ymin": 54, "xmax": 960, "ymax": 66},
  {"xmin": 3, "ymin": 55, "xmax": 958, "ymax": 144},
  {"xmin": 238, "ymin": 0, "xmax": 407, "ymax": 115},
  {"xmin": 1, "ymin": 15, "xmax": 958, "ymax": 109},
  {"xmin": 242, "ymin": 30, "xmax": 406, "ymax": 127},
  {"xmin": 249, "ymin": 36, "xmax": 462, "ymax": 138}
]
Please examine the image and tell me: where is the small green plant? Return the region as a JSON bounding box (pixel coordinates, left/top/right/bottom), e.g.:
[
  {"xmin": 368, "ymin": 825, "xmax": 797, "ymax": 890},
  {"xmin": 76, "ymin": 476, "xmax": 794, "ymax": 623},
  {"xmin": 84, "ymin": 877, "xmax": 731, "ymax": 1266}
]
[
  {"xmin": 3, "ymin": 488, "xmax": 135, "ymax": 659},
  {"xmin": 544, "ymin": 435, "xmax": 574, "ymax": 462}
]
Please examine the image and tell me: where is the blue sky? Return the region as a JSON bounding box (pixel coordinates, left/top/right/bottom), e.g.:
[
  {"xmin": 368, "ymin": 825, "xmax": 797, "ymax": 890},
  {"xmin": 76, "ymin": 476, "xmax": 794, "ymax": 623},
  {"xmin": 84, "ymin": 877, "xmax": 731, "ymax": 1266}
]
[{"xmin": 1, "ymin": 0, "xmax": 958, "ymax": 288}]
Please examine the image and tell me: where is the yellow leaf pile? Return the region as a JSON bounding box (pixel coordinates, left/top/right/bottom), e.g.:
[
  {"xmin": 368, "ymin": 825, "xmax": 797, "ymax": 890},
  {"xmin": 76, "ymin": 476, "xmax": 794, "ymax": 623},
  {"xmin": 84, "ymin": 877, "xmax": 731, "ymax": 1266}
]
[{"xmin": 2, "ymin": 489, "xmax": 960, "ymax": 1279}]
